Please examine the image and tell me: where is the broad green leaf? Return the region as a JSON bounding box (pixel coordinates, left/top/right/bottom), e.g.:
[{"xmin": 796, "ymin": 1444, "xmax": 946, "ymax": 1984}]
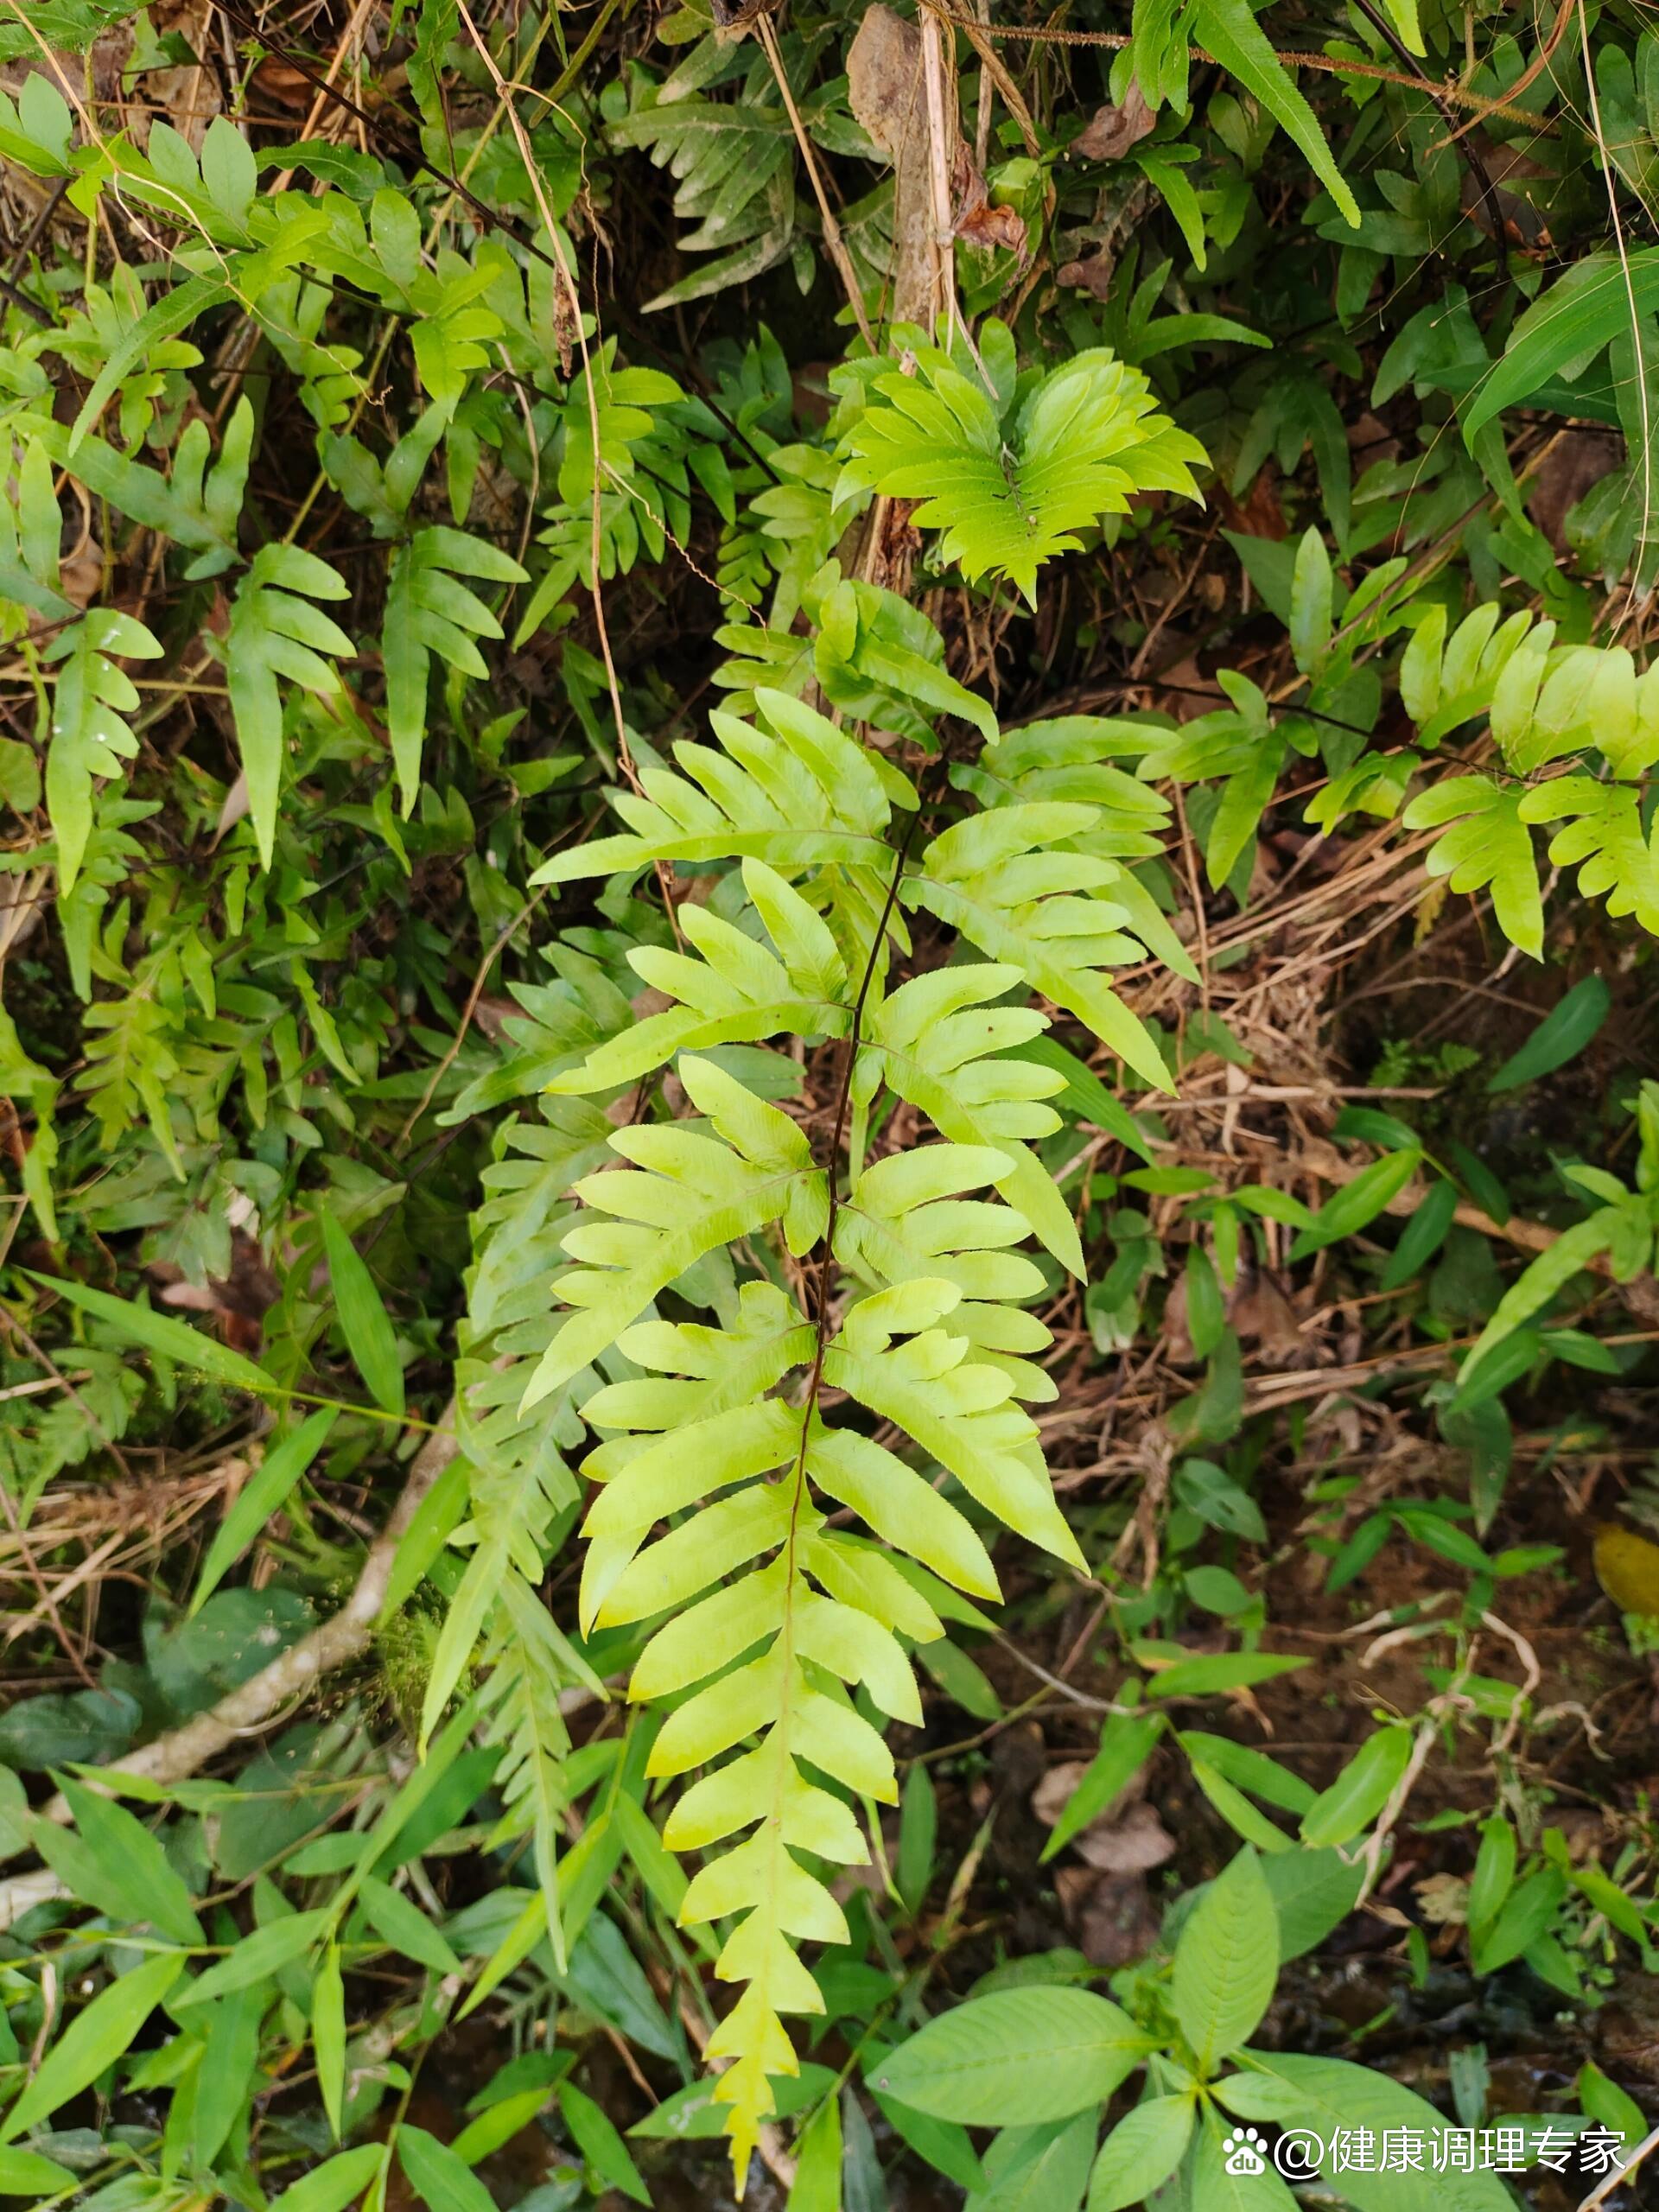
[
  {"xmin": 1287, "ymin": 1149, "xmax": 1421, "ymax": 1261},
  {"xmin": 1186, "ymin": 1759, "xmax": 1294, "ymax": 1853},
  {"xmin": 0, "ymin": 1949, "xmax": 182, "ymax": 2140},
  {"xmin": 1470, "ymin": 1867, "xmax": 1567, "ymax": 1974},
  {"xmin": 1261, "ymin": 1846, "xmax": 1365, "ymax": 1960},
  {"xmin": 1088, "ymin": 2095, "xmax": 1195, "ymax": 2209},
  {"xmin": 1465, "ymin": 251, "xmax": 1659, "ymax": 439},
  {"xmin": 52, "ymin": 1773, "xmax": 203, "ymax": 1944},
  {"xmin": 1458, "ymin": 1208, "xmax": 1624, "ymax": 1377},
  {"xmin": 1042, "ymin": 1707, "xmax": 1165, "ymax": 1861},
  {"xmin": 359, "ymin": 1874, "xmax": 461, "ymax": 1974},
  {"xmin": 1189, "ymin": 0, "xmax": 1359, "ymax": 225},
  {"xmin": 1144, "ymin": 1652, "xmax": 1306, "ymax": 1698},
  {"xmin": 785, "ymin": 2094, "xmax": 842, "ymax": 2212},
  {"xmin": 398, "ymin": 2122, "xmax": 501, "ymax": 2212},
  {"xmin": 1466, "ymin": 1815, "xmax": 1516, "ymax": 1936},
  {"xmin": 0, "ymin": 2149, "xmax": 76, "ymax": 2195},
  {"xmin": 1380, "ymin": 1176, "xmax": 1458, "ymax": 1291},
  {"xmin": 29, "ymin": 1272, "xmax": 271, "ymax": 1393},
  {"xmin": 314, "ymin": 1942, "xmax": 346, "ymax": 2139},
  {"xmin": 1218, "ymin": 2054, "xmax": 1513, "ymax": 2210},
  {"xmin": 1170, "ymin": 1847, "xmax": 1277, "ymax": 2071},
  {"xmin": 320, "ymin": 1212, "xmax": 405, "ymax": 1416},
  {"xmin": 1486, "ymin": 975, "xmax": 1611, "ymax": 1093},
  {"xmin": 1176, "ymin": 1737, "xmax": 1313, "ymax": 1817},
  {"xmin": 174, "ymin": 1909, "xmax": 330, "ymax": 2005},
  {"xmin": 869, "ymin": 1987, "xmax": 1150, "ymax": 2125},
  {"xmin": 1299, "ymin": 1725, "xmax": 1413, "ymax": 1847},
  {"xmin": 192, "ymin": 1408, "xmax": 339, "ymax": 1611},
  {"xmin": 269, "ymin": 2146, "xmax": 386, "ymax": 2212},
  {"xmin": 559, "ymin": 2082, "xmax": 651, "ymax": 2204}
]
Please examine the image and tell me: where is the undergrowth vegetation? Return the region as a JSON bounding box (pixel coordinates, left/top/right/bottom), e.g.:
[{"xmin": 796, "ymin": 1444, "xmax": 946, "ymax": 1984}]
[{"xmin": 3, "ymin": 0, "xmax": 1659, "ymax": 2202}]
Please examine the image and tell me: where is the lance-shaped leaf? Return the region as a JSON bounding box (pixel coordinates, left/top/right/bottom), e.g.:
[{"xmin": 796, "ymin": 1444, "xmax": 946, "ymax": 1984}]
[
  {"xmin": 523, "ymin": 1056, "xmax": 827, "ymax": 1408},
  {"xmin": 905, "ymin": 802, "xmax": 1173, "ymax": 1090},
  {"xmin": 550, "ymin": 859, "xmax": 851, "ymax": 1093},
  {"xmin": 226, "ymin": 543, "xmax": 354, "ymax": 866},
  {"xmin": 44, "ymin": 609, "xmax": 162, "ymax": 892},
  {"xmin": 383, "ymin": 525, "xmax": 527, "ymax": 814},
  {"xmin": 531, "ymin": 686, "xmax": 906, "ymax": 887}
]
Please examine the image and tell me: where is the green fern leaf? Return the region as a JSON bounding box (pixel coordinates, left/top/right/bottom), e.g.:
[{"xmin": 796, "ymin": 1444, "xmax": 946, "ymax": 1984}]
[
  {"xmin": 609, "ymin": 75, "xmax": 795, "ymax": 310},
  {"xmin": 1517, "ymin": 777, "xmax": 1659, "ymax": 933},
  {"xmin": 1402, "ymin": 774, "xmax": 1543, "ymax": 957},
  {"xmin": 824, "ymin": 1272, "xmax": 1083, "ymax": 1568},
  {"xmin": 549, "ymin": 860, "xmax": 851, "ymax": 1093},
  {"xmin": 1493, "ymin": 638, "xmax": 1650, "ymax": 774},
  {"xmin": 956, "ymin": 717, "xmax": 1198, "ymax": 983},
  {"xmin": 384, "ymin": 525, "xmax": 528, "ymax": 815},
  {"xmin": 905, "ymin": 802, "xmax": 1173, "ymax": 1090},
  {"xmin": 856, "ymin": 962, "xmax": 1081, "ymax": 1275},
  {"xmin": 836, "ymin": 336, "xmax": 1205, "ymax": 605},
  {"xmin": 1135, "ymin": 677, "xmax": 1287, "ymax": 890},
  {"xmin": 226, "ymin": 543, "xmax": 354, "ymax": 867},
  {"xmin": 43, "ymin": 608, "xmax": 163, "ymax": 893},
  {"xmin": 531, "ymin": 687, "xmax": 908, "ymax": 887},
  {"xmin": 523, "ymin": 1056, "xmax": 828, "ymax": 1408},
  {"xmin": 1399, "ymin": 602, "xmax": 1545, "ymax": 747}
]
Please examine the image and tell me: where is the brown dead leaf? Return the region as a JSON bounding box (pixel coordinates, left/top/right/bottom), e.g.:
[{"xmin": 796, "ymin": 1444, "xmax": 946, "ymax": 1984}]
[
  {"xmin": 153, "ymin": 1230, "xmax": 278, "ymax": 1357},
  {"xmin": 1032, "ymin": 1756, "xmax": 1146, "ymax": 1831},
  {"xmin": 251, "ymin": 56, "xmax": 314, "ymax": 110},
  {"xmin": 1074, "ymin": 79, "xmax": 1155, "ymax": 162},
  {"xmin": 952, "ymin": 149, "xmax": 1028, "ymax": 262},
  {"xmin": 848, "ymin": 5, "xmax": 941, "ymax": 329},
  {"xmin": 1072, "ymin": 1799, "xmax": 1177, "ymax": 1874},
  {"xmin": 1230, "ymin": 1268, "xmax": 1312, "ymax": 1367},
  {"xmin": 1057, "ymin": 251, "xmax": 1116, "ymax": 302},
  {"xmin": 1054, "ymin": 1866, "xmax": 1160, "ymax": 1966}
]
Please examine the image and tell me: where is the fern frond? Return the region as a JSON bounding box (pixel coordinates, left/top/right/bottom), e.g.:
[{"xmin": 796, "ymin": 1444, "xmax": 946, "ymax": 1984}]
[
  {"xmin": 836, "ymin": 335, "xmax": 1205, "ymax": 605},
  {"xmin": 549, "ymin": 861, "xmax": 852, "ymax": 1093},
  {"xmin": 383, "ymin": 525, "xmax": 528, "ymax": 814},
  {"xmin": 476, "ymin": 1572, "xmax": 596, "ymax": 1962},
  {"xmin": 906, "ymin": 802, "xmax": 1173, "ymax": 1090},
  {"xmin": 531, "ymin": 688, "xmax": 909, "ymax": 890},
  {"xmin": 1402, "ymin": 774, "xmax": 1543, "ymax": 958},
  {"xmin": 524, "ymin": 1056, "xmax": 828, "ymax": 1408},
  {"xmin": 955, "ymin": 717, "xmax": 1198, "ymax": 983},
  {"xmin": 1517, "ymin": 778, "xmax": 1659, "ymax": 931},
  {"xmin": 575, "ymin": 1255, "xmax": 1085, "ymax": 2171},
  {"xmin": 44, "ymin": 609, "xmax": 162, "ymax": 893},
  {"xmin": 1399, "ymin": 602, "xmax": 1546, "ymax": 746},
  {"xmin": 825, "ymin": 1274, "xmax": 1082, "ymax": 1567},
  {"xmin": 226, "ymin": 543, "xmax": 354, "ymax": 867},
  {"xmin": 855, "ymin": 961, "xmax": 1080, "ymax": 1274},
  {"xmin": 609, "ymin": 70, "xmax": 797, "ymax": 310},
  {"xmin": 1492, "ymin": 639, "xmax": 1659, "ymax": 777}
]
